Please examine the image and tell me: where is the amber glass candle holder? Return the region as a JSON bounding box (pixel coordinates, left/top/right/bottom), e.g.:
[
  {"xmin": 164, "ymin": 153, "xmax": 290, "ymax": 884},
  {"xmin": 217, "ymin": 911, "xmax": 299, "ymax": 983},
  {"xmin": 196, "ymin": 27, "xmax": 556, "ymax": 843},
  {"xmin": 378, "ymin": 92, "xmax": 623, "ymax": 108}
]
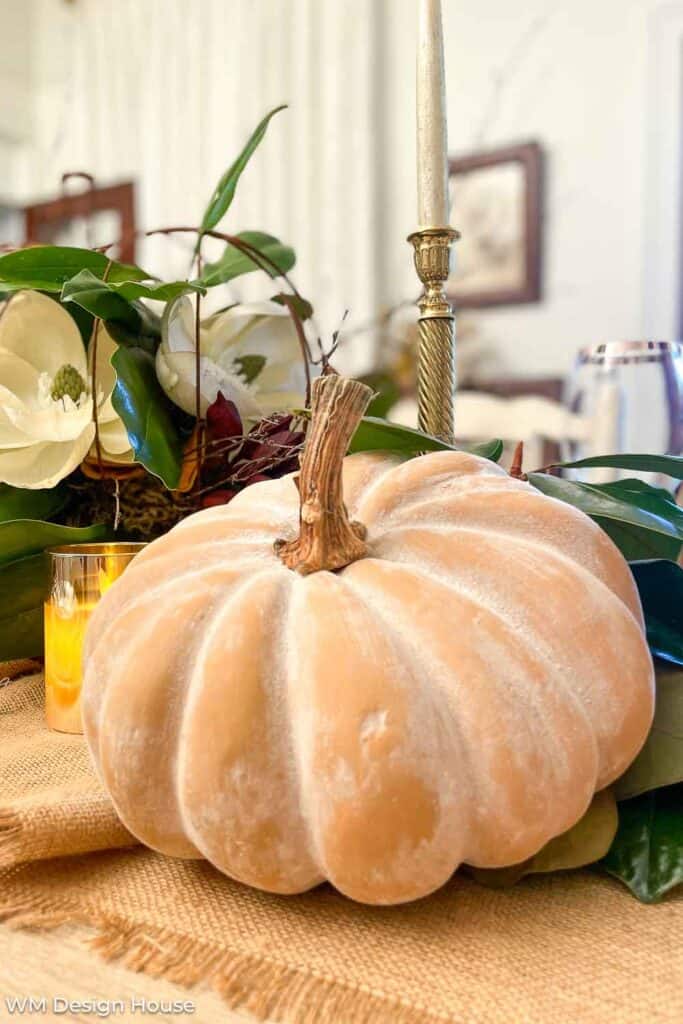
[{"xmin": 44, "ymin": 542, "xmax": 146, "ymax": 734}]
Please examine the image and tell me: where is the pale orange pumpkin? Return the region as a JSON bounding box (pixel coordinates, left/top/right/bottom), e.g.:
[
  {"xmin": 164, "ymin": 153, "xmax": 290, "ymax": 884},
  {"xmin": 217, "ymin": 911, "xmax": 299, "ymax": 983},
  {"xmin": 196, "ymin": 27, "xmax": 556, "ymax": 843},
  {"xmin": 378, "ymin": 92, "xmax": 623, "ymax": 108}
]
[{"xmin": 83, "ymin": 376, "xmax": 654, "ymax": 905}]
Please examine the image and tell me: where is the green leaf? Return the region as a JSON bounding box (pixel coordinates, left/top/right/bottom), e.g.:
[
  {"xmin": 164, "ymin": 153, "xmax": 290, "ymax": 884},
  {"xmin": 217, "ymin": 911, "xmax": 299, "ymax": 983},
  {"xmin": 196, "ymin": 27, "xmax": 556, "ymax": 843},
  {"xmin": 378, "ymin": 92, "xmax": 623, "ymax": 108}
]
[
  {"xmin": 469, "ymin": 790, "xmax": 618, "ymax": 888},
  {"xmin": 61, "ymin": 272, "xmax": 205, "ymax": 346},
  {"xmin": 551, "ymin": 452, "xmax": 683, "ymax": 479},
  {"xmin": 0, "ymin": 522, "xmax": 107, "ymax": 660},
  {"xmin": 200, "ymin": 232, "xmax": 296, "ymax": 288},
  {"xmin": 199, "ymin": 105, "xmax": 287, "ymax": 236},
  {"xmin": 349, "ymin": 416, "xmax": 503, "ymax": 462},
  {"xmin": 0, "ymin": 246, "xmax": 148, "ymax": 292},
  {"xmin": 594, "ymin": 480, "xmax": 683, "ymax": 561},
  {"xmin": 61, "ymin": 270, "xmax": 140, "ymax": 329},
  {"xmin": 358, "ymin": 372, "xmax": 401, "ymax": 419},
  {"xmin": 63, "ymin": 299, "xmax": 95, "ymax": 345},
  {"xmin": 105, "ymin": 301, "xmax": 162, "ymax": 355},
  {"xmin": 602, "ymin": 785, "xmax": 683, "ymax": 902},
  {"xmin": 615, "ymin": 664, "xmax": 683, "ymax": 800},
  {"xmin": 0, "ymin": 484, "xmax": 68, "ymax": 525},
  {"xmin": 527, "ymin": 474, "xmax": 683, "ymax": 561},
  {"xmin": 0, "ymin": 519, "xmax": 106, "ymax": 567},
  {"xmin": 271, "ymin": 293, "xmax": 313, "ymax": 321},
  {"xmin": 111, "ymin": 347, "xmax": 182, "ymax": 489},
  {"xmin": 0, "ymin": 553, "xmax": 46, "ymax": 659},
  {"xmin": 233, "ymin": 354, "xmax": 266, "ymax": 385},
  {"xmin": 62, "ymin": 269, "xmax": 204, "ymax": 307},
  {"xmin": 631, "ymin": 560, "xmax": 683, "ymax": 666}
]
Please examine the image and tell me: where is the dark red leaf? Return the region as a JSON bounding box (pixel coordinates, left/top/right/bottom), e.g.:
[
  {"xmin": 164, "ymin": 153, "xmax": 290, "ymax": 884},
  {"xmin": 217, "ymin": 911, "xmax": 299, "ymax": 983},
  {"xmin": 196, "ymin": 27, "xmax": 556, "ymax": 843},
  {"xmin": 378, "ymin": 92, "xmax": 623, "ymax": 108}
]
[
  {"xmin": 206, "ymin": 392, "xmax": 243, "ymax": 441},
  {"xmin": 201, "ymin": 488, "xmax": 239, "ymax": 508}
]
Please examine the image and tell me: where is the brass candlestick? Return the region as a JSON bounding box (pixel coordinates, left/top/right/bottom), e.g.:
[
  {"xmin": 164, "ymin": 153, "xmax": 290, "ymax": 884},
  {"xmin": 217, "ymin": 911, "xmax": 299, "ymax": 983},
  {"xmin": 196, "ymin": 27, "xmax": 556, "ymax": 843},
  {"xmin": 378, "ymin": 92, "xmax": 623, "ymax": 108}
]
[{"xmin": 408, "ymin": 227, "xmax": 459, "ymax": 442}]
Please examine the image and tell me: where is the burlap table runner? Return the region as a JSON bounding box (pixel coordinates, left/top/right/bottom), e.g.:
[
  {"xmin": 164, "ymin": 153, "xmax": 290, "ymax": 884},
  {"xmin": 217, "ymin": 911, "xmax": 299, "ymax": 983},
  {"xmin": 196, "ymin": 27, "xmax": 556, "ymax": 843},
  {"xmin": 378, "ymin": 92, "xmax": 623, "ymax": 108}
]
[
  {"xmin": 0, "ymin": 673, "xmax": 134, "ymax": 867},
  {"xmin": 1, "ymin": 672, "xmax": 682, "ymax": 1023}
]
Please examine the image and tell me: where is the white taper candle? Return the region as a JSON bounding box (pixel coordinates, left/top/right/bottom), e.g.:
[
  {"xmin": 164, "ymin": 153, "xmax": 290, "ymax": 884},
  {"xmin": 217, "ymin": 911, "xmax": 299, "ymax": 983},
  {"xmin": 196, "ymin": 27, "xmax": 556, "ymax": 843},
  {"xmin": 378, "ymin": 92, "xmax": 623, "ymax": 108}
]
[{"xmin": 416, "ymin": 0, "xmax": 450, "ymax": 227}]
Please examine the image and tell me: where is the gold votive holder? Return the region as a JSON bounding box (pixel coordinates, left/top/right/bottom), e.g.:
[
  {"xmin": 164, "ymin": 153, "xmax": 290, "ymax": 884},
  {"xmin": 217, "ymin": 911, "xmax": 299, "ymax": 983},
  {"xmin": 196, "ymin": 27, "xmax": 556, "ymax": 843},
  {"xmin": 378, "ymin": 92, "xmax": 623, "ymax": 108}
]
[{"xmin": 44, "ymin": 542, "xmax": 146, "ymax": 734}]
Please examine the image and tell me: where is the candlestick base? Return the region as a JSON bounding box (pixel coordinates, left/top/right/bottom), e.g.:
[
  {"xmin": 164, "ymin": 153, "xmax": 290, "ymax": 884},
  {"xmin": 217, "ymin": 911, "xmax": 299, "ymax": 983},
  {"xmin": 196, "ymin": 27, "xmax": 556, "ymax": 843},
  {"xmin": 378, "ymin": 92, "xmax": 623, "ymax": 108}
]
[{"xmin": 408, "ymin": 227, "xmax": 459, "ymax": 443}]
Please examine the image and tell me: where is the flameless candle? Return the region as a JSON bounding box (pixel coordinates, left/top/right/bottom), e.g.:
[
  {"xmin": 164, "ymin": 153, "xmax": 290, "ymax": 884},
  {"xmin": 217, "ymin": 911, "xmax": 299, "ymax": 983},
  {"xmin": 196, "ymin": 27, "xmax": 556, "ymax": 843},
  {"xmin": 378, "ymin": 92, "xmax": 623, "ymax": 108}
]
[
  {"xmin": 44, "ymin": 543, "xmax": 145, "ymax": 734},
  {"xmin": 417, "ymin": 0, "xmax": 450, "ymax": 227}
]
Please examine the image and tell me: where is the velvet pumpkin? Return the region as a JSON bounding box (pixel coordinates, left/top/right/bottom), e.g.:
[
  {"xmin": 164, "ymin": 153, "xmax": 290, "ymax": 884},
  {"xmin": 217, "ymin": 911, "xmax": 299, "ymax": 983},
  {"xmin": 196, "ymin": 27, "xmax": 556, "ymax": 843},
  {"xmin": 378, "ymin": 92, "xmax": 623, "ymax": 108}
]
[{"xmin": 83, "ymin": 376, "xmax": 654, "ymax": 905}]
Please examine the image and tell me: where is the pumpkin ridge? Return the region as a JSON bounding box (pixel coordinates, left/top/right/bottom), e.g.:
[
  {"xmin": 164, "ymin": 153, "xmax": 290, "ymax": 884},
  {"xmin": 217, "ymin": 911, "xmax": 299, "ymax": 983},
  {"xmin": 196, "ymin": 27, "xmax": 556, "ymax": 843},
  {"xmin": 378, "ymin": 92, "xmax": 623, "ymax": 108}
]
[
  {"xmin": 354, "ymin": 451, "xmax": 512, "ymax": 523},
  {"xmin": 343, "ymin": 561, "xmax": 604, "ymax": 866},
  {"xmin": 287, "ymin": 569, "xmax": 469, "ymax": 902},
  {"xmin": 174, "ymin": 567, "xmax": 322, "ymax": 892},
  {"xmin": 365, "ymin": 531, "xmax": 652, "ymax": 789},
  {"xmin": 376, "ymin": 518, "xmax": 642, "ymax": 623},
  {"xmin": 88, "ymin": 574, "xmax": 242, "ymax": 858},
  {"xmin": 340, "ymin": 451, "xmax": 407, "ymax": 520}
]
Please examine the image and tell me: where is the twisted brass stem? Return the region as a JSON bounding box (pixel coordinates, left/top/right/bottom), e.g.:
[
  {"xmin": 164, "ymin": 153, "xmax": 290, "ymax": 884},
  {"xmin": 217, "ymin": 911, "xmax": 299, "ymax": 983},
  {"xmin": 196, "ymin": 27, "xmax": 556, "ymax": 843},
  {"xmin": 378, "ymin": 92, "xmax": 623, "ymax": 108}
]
[{"xmin": 408, "ymin": 227, "xmax": 459, "ymax": 443}]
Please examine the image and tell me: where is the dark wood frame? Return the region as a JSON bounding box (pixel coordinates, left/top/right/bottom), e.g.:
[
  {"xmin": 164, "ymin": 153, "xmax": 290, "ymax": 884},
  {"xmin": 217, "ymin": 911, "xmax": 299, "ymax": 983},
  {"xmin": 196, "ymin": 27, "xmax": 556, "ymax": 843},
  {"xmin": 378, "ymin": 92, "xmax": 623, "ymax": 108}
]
[
  {"xmin": 23, "ymin": 181, "xmax": 136, "ymax": 263},
  {"xmin": 448, "ymin": 141, "xmax": 543, "ymax": 309}
]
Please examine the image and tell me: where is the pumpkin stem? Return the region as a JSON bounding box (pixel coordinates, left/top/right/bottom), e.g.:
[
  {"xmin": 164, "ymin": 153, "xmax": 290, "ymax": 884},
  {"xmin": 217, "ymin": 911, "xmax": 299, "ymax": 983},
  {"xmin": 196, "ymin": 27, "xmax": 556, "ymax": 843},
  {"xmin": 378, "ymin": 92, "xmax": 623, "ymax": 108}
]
[{"xmin": 275, "ymin": 374, "xmax": 373, "ymax": 575}]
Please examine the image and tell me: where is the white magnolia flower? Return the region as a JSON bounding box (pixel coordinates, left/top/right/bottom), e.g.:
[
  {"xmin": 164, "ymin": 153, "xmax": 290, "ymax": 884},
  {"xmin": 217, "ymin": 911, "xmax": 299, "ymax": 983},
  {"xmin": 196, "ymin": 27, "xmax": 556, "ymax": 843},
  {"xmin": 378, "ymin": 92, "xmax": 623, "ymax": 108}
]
[
  {"xmin": 0, "ymin": 291, "xmax": 133, "ymax": 489},
  {"xmin": 156, "ymin": 297, "xmax": 315, "ymax": 421}
]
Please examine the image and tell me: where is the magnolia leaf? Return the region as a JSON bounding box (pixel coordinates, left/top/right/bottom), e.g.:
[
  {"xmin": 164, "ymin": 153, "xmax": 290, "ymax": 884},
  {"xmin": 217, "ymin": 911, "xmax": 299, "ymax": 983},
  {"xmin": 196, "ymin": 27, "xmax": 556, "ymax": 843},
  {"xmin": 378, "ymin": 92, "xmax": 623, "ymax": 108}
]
[
  {"xmin": 62, "ymin": 270, "xmax": 204, "ymax": 322},
  {"xmin": 111, "ymin": 347, "xmax": 182, "ymax": 489},
  {"xmin": 105, "ymin": 301, "xmax": 162, "ymax": 354},
  {"xmin": 527, "ymin": 474, "xmax": 683, "ymax": 561},
  {"xmin": 0, "ymin": 519, "xmax": 106, "ymax": 567},
  {"xmin": 615, "ymin": 664, "xmax": 683, "ymax": 800},
  {"xmin": 0, "ymin": 484, "xmax": 68, "ymax": 525},
  {"xmin": 0, "ymin": 246, "xmax": 148, "ymax": 292},
  {"xmin": 469, "ymin": 790, "xmax": 618, "ymax": 888},
  {"xmin": 591, "ymin": 480, "xmax": 683, "ymax": 561},
  {"xmin": 199, "ymin": 105, "xmax": 287, "ymax": 236},
  {"xmin": 64, "ymin": 300, "xmax": 96, "ymax": 345},
  {"xmin": 200, "ymin": 232, "xmax": 295, "ymax": 288},
  {"xmin": 349, "ymin": 416, "xmax": 503, "ymax": 462},
  {"xmin": 0, "ymin": 522, "xmax": 106, "ymax": 660},
  {"xmin": 551, "ymin": 452, "xmax": 683, "ymax": 479},
  {"xmin": 631, "ymin": 560, "xmax": 683, "ymax": 666},
  {"xmin": 61, "ymin": 271, "xmax": 140, "ymax": 329},
  {"xmin": 602, "ymin": 784, "xmax": 683, "ymax": 903},
  {"xmin": 358, "ymin": 373, "xmax": 402, "ymax": 419},
  {"xmin": 271, "ymin": 293, "xmax": 314, "ymax": 321}
]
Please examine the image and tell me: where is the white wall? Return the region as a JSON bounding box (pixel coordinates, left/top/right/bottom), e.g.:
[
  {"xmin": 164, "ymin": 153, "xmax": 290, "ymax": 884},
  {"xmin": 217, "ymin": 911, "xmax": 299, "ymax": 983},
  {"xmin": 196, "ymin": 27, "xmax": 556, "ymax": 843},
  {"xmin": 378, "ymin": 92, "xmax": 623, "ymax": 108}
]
[
  {"xmin": 2, "ymin": 0, "xmax": 681, "ymax": 379},
  {"xmin": 383, "ymin": 0, "xmax": 677, "ymax": 378}
]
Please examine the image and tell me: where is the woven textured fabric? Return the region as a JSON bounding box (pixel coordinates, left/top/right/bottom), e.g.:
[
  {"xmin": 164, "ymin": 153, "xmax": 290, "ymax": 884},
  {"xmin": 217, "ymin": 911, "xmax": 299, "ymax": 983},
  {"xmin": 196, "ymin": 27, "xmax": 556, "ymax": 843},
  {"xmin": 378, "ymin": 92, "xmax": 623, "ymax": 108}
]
[
  {"xmin": 0, "ymin": 673, "xmax": 134, "ymax": 867},
  {"xmin": 1, "ymin": 672, "xmax": 682, "ymax": 1023}
]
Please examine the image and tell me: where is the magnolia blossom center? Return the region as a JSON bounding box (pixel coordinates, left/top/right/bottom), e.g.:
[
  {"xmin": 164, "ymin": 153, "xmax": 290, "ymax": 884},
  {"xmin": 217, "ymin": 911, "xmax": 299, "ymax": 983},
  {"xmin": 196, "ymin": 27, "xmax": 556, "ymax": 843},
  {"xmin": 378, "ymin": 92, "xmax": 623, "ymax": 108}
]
[{"xmin": 50, "ymin": 363, "xmax": 87, "ymax": 404}]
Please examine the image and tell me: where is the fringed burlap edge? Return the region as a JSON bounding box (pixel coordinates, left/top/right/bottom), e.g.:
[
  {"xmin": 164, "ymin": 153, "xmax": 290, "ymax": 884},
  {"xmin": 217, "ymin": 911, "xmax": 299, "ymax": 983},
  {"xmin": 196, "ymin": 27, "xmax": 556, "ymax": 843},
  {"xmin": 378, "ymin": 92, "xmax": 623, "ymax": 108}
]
[{"xmin": 0, "ymin": 890, "xmax": 449, "ymax": 1024}]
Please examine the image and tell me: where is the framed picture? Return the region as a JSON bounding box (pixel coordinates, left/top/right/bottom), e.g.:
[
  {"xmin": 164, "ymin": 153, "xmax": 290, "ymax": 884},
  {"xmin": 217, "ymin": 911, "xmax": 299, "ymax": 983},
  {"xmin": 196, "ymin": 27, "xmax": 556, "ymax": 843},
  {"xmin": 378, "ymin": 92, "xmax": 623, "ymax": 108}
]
[
  {"xmin": 448, "ymin": 141, "xmax": 543, "ymax": 309},
  {"xmin": 23, "ymin": 177, "xmax": 136, "ymax": 263}
]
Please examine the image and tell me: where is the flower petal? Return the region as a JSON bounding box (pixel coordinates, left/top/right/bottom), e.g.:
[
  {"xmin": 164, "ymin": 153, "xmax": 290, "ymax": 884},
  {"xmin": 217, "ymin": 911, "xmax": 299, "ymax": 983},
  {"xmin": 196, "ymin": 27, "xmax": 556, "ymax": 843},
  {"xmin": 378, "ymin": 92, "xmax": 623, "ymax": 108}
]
[
  {"xmin": 162, "ymin": 296, "xmax": 201, "ymax": 354},
  {"xmin": 156, "ymin": 349, "xmax": 261, "ymax": 419},
  {"xmin": 87, "ymin": 322, "xmax": 118, "ymax": 404},
  {"xmin": 0, "ymin": 291, "xmax": 87, "ymax": 377},
  {"xmin": 203, "ymin": 302, "xmax": 294, "ymax": 363},
  {"xmin": 2, "ymin": 389, "xmax": 94, "ymax": 444},
  {"xmin": 0, "ymin": 348, "xmax": 41, "ymax": 407},
  {"xmin": 0, "ymin": 426, "xmax": 94, "ymax": 489},
  {"xmin": 97, "ymin": 417, "xmax": 134, "ymax": 457},
  {"xmin": 0, "ymin": 400, "xmax": 33, "ymax": 449}
]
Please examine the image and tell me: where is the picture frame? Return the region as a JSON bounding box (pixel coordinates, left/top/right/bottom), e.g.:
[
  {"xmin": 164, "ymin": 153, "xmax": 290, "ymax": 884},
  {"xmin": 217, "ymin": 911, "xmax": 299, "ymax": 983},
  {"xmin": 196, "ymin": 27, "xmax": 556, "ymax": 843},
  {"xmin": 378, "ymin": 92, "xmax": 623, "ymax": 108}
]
[
  {"xmin": 448, "ymin": 141, "xmax": 543, "ymax": 309},
  {"xmin": 23, "ymin": 178, "xmax": 136, "ymax": 263}
]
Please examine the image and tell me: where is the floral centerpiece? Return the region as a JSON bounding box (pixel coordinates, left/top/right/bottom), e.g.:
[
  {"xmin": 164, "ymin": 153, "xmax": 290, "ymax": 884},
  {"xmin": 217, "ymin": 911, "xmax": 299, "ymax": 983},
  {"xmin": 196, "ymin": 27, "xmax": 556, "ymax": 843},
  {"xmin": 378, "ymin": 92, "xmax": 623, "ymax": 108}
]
[{"xmin": 1, "ymin": 107, "xmax": 682, "ymax": 904}]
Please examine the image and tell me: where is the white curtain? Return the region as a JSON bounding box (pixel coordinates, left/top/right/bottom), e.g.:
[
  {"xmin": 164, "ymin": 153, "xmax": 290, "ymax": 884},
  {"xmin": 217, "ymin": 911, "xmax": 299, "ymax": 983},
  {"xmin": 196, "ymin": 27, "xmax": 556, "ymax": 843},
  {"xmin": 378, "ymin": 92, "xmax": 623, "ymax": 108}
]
[{"xmin": 23, "ymin": 0, "xmax": 394, "ymax": 373}]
